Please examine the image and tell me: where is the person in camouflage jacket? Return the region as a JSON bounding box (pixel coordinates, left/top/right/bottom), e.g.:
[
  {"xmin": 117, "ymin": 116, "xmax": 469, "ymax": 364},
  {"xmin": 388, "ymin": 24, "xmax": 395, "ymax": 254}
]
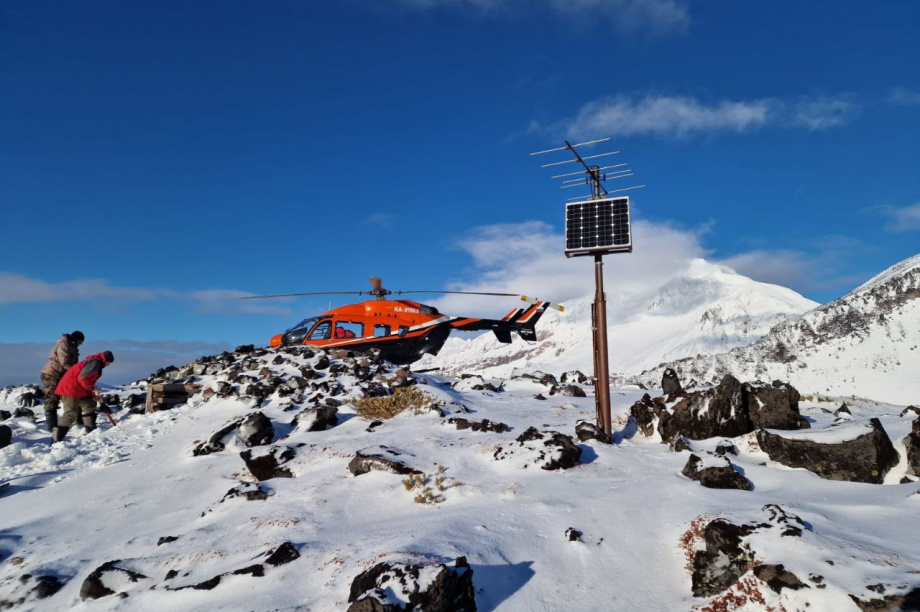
[{"xmin": 40, "ymin": 331, "xmax": 84, "ymax": 431}]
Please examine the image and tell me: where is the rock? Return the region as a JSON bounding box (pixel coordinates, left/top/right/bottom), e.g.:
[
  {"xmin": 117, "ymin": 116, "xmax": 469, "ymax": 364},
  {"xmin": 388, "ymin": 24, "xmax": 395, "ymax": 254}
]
[
  {"xmin": 835, "ymin": 402, "xmax": 852, "ymax": 416},
  {"xmin": 120, "ymin": 393, "xmax": 146, "ymax": 414},
  {"xmin": 80, "ymin": 560, "xmax": 147, "ymax": 600},
  {"xmin": 519, "ymin": 371, "xmax": 559, "ymax": 388},
  {"xmin": 714, "ymin": 440, "xmax": 738, "ymax": 456},
  {"xmin": 192, "ymin": 417, "xmax": 245, "ymax": 456},
  {"xmin": 565, "ymin": 528, "xmax": 583, "ymax": 542},
  {"xmin": 850, "ymin": 587, "xmax": 920, "ymax": 611},
  {"xmin": 293, "ymin": 405, "xmax": 338, "ymax": 432},
  {"xmin": 662, "ymin": 368, "xmax": 683, "ymax": 396},
  {"xmin": 30, "ymin": 575, "xmax": 63, "ymax": 599},
  {"xmin": 575, "ymin": 420, "xmax": 610, "ymax": 444},
  {"xmin": 561, "ymin": 370, "xmax": 588, "ymax": 384},
  {"xmin": 347, "ymin": 557, "xmax": 475, "ymax": 612},
  {"xmin": 756, "ymin": 418, "xmax": 900, "ymax": 484},
  {"xmin": 240, "ymin": 446, "xmax": 296, "ymax": 481},
  {"xmin": 348, "ymin": 447, "xmax": 421, "ymax": 477},
  {"xmin": 905, "ymin": 418, "xmax": 920, "ymax": 477},
  {"xmin": 0, "ymin": 425, "xmax": 11, "ymax": 449},
  {"xmin": 314, "ymin": 354, "xmax": 330, "ymax": 370},
  {"xmin": 691, "ymin": 520, "xmax": 755, "ymax": 597},
  {"xmin": 556, "ymin": 385, "xmax": 586, "ymax": 398},
  {"xmin": 235, "ymin": 344, "xmax": 255, "ymax": 353},
  {"xmin": 0, "ymin": 410, "xmax": 10, "ymax": 421},
  {"xmin": 667, "ymin": 435, "xmax": 691, "ymax": 453},
  {"xmin": 222, "ymin": 482, "xmax": 269, "ymax": 502},
  {"xmin": 681, "ymin": 453, "xmax": 752, "ymax": 491},
  {"xmin": 900, "ymin": 406, "xmax": 920, "ymax": 418},
  {"xmin": 265, "ymin": 542, "xmax": 300, "ymax": 566},
  {"xmin": 630, "ymin": 375, "xmax": 809, "ymax": 441},
  {"xmin": 157, "ymin": 536, "xmax": 179, "ymax": 546},
  {"xmin": 752, "ymin": 564, "xmax": 809, "ymax": 593},
  {"xmin": 493, "ymin": 427, "xmax": 582, "ymax": 470},
  {"xmin": 13, "ymin": 408, "xmax": 35, "ymax": 419},
  {"xmin": 239, "ymin": 412, "xmax": 274, "ymax": 447},
  {"xmin": 447, "ymin": 418, "xmax": 510, "ymax": 433}
]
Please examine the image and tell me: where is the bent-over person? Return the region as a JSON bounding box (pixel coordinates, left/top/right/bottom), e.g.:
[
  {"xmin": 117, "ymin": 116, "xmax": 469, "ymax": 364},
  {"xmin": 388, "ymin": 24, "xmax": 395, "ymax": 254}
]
[
  {"xmin": 53, "ymin": 351, "xmax": 114, "ymax": 443},
  {"xmin": 39, "ymin": 331, "xmax": 84, "ymax": 431}
]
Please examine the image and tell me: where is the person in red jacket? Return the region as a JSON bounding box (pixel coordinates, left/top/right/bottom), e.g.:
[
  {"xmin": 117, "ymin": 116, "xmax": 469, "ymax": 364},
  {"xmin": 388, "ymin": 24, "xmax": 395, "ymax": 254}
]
[{"xmin": 53, "ymin": 351, "xmax": 114, "ymax": 443}]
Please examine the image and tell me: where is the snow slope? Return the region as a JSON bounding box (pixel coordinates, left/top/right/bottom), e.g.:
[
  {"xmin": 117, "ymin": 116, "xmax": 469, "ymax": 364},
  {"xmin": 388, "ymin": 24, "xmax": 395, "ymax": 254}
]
[
  {"xmin": 418, "ymin": 258, "xmax": 818, "ymax": 378},
  {"xmin": 1, "ymin": 348, "xmax": 919, "ymax": 611},
  {"xmin": 630, "ymin": 254, "xmax": 920, "ymax": 405}
]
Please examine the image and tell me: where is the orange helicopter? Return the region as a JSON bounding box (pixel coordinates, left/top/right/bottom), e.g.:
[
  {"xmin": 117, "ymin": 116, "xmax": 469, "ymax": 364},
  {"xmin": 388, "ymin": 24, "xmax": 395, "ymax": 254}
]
[{"xmin": 238, "ymin": 278, "xmax": 562, "ymax": 364}]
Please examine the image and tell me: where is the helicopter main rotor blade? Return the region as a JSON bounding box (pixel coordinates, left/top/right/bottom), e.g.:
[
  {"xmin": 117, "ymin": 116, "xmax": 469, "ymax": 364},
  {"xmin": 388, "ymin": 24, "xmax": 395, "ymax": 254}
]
[
  {"xmin": 234, "ymin": 291, "xmax": 366, "ymax": 300},
  {"xmin": 395, "ymin": 290, "xmax": 521, "ymax": 297}
]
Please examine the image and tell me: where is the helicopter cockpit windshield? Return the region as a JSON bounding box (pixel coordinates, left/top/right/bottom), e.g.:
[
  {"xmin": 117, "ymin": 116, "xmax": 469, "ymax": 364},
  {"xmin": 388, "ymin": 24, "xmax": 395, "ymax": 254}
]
[{"xmin": 282, "ymin": 316, "xmax": 321, "ymax": 344}]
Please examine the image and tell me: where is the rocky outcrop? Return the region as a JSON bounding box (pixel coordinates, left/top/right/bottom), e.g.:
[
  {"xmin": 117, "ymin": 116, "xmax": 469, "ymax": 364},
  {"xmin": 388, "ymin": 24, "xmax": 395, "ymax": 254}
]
[
  {"xmin": 0, "ymin": 425, "xmax": 11, "ymax": 449},
  {"xmin": 756, "ymin": 418, "xmax": 899, "ymax": 484},
  {"xmin": 662, "ymin": 368, "xmax": 683, "ymax": 396},
  {"xmin": 348, "ymin": 447, "xmax": 421, "ymax": 477},
  {"xmin": 850, "ymin": 588, "xmax": 920, "ymax": 611},
  {"xmin": 493, "ymin": 427, "xmax": 581, "ymax": 470},
  {"xmin": 691, "ymin": 520, "xmax": 756, "ymax": 597},
  {"xmin": 681, "ymin": 453, "xmax": 752, "ymax": 491},
  {"xmin": 239, "ymin": 412, "xmax": 274, "ymax": 447},
  {"xmin": 347, "ymin": 557, "xmax": 476, "ymax": 612},
  {"xmin": 906, "ymin": 418, "xmax": 920, "ymax": 477},
  {"xmin": 575, "ymin": 420, "xmax": 610, "ymax": 444},
  {"xmin": 631, "ymin": 375, "xmax": 808, "ymax": 441},
  {"xmin": 447, "ymin": 418, "xmax": 510, "ymax": 433},
  {"xmin": 80, "ymin": 560, "xmax": 148, "ymax": 600},
  {"xmin": 292, "ymin": 405, "xmax": 338, "ymax": 432},
  {"xmin": 240, "ymin": 446, "xmax": 296, "ymax": 481}
]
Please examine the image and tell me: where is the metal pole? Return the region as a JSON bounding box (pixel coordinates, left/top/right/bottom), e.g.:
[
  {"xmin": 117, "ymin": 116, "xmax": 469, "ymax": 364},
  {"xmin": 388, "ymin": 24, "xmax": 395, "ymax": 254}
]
[{"xmin": 593, "ymin": 257, "xmax": 612, "ymax": 436}]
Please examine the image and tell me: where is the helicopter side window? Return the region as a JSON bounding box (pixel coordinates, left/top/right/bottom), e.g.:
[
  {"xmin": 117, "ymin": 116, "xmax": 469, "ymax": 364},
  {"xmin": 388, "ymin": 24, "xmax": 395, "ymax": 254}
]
[
  {"xmin": 308, "ymin": 321, "xmax": 331, "ymax": 340},
  {"xmin": 335, "ymin": 321, "xmax": 364, "ymax": 339},
  {"xmin": 373, "ymin": 324, "xmax": 390, "ymax": 338},
  {"xmin": 398, "ymin": 325, "xmax": 409, "ymax": 338}
]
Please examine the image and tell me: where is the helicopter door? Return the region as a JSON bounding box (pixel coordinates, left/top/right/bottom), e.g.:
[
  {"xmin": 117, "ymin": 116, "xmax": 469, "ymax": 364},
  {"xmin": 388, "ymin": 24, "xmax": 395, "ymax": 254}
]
[{"xmin": 306, "ymin": 320, "xmax": 332, "ymax": 343}]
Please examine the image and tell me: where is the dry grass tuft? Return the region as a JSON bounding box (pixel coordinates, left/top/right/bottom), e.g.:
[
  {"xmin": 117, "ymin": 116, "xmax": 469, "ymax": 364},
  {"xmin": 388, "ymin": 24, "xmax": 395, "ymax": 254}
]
[{"xmin": 353, "ymin": 386, "xmax": 437, "ymax": 420}]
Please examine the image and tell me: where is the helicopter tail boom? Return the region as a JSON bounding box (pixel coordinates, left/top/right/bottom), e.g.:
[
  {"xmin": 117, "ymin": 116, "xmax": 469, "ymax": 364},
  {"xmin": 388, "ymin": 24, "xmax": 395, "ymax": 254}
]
[{"xmin": 450, "ymin": 300, "xmax": 551, "ymax": 343}]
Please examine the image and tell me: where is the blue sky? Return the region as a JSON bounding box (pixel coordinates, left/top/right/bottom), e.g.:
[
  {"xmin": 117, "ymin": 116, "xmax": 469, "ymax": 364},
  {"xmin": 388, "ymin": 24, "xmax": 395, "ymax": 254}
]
[{"xmin": 1, "ymin": 0, "xmax": 918, "ymax": 384}]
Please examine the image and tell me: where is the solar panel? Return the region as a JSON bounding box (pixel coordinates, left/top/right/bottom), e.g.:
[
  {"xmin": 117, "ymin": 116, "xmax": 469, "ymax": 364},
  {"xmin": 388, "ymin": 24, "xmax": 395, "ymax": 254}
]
[{"xmin": 565, "ymin": 197, "xmax": 632, "ymax": 257}]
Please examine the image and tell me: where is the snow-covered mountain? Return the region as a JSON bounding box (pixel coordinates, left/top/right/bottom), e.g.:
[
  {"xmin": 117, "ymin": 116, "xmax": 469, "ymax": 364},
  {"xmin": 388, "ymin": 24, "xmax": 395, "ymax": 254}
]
[
  {"xmin": 418, "ymin": 258, "xmax": 818, "ymax": 378},
  {"xmin": 628, "ymin": 254, "xmax": 920, "ymax": 405}
]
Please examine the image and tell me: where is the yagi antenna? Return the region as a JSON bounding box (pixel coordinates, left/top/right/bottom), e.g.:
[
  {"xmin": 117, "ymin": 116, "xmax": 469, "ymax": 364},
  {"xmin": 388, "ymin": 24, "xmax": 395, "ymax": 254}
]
[
  {"xmin": 530, "ymin": 137, "xmax": 610, "ymax": 156},
  {"xmin": 531, "ymin": 136, "xmax": 645, "ymax": 200},
  {"xmin": 539, "ymin": 151, "xmax": 619, "ymax": 168}
]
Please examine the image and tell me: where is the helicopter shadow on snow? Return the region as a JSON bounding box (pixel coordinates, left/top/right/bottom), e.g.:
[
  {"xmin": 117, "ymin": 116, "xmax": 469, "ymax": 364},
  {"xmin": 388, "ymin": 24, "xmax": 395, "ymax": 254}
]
[{"xmin": 470, "ymin": 560, "xmax": 536, "ymax": 612}]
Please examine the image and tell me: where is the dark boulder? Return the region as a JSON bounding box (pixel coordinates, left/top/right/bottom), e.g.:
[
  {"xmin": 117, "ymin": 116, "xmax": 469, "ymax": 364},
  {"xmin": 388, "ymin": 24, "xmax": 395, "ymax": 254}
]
[
  {"xmin": 850, "ymin": 587, "xmax": 920, "ymax": 612},
  {"xmin": 13, "ymin": 408, "xmax": 34, "ymax": 419},
  {"xmin": 691, "ymin": 520, "xmax": 755, "ymax": 597},
  {"xmin": 681, "ymin": 454, "xmax": 752, "ymax": 491},
  {"xmin": 348, "ymin": 447, "xmax": 421, "ymax": 477},
  {"xmin": 0, "ymin": 425, "xmax": 11, "ymax": 449},
  {"xmin": 347, "ymin": 557, "xmax": 475, "ymax": 612},
  {"xmin": 448, "ymin": 418, "xmax": 510, "ymax": 434},
  {"xmin": 235, "ymin": 344, "xmax": 255, "ymax": 353},
  {"xmin": 835, "ymin": 402, "xmax": 852, "ymax": 417},
  {"xmin": 493, "ymin": 427, "xmax": 582, "ymax": 470},
  {"xmin": 0, "ymin": 410, "xmax": 10, "ymax": 421},
  {"xmin": 904, "ymin": 417, "xmax": 920, "ymax": 477},
  {"xmin": 555, "ymin": 385, "xmax": 586, "ymax": 398},
  {"xmin": 662, "ymin": 368, "xmax": 683, "ymax": 396},
  {"xmin": 192, "ymin": 417, "xmax": 245, "ymax": 456},
  {"xmin": 222, "ymin": 482, "xmax": 269, "ymax": 502},
  {"xmin": 630, "ymin": 375, "xmax": 808, "ymax": 441},
  {"xmin": 293, "ymin": 405, "xmax": 338, "ymax": 432},
  {"xmin": 240, "ymin": 446, "xmax": 296, "ymax": 481},
  {"xmin": 752, "ymin": 564, "xmax": 808, "ymax": 594},
  {"xmin": 518, "ymin": 371, "xmax": 558, "ymax": 388},
  {"xmin": 120, "ymin": 393, "xmax": 146, "ymax": 414},
  {"xmin": 756, "ymin": 418, "xmax": 900, "ymax": 484},
  {"xmin": 561, "ymin": 370, "xmax": 588, "ymax": 384},
  {"xmin": 575, "ymin": 420, "xmax": 610, "ymax": 444},
  {"xmin": 30, "ymin": 575, "xmax": 63, "ymax": 599},
  {"xmin": 313, "ymin": 354, "xmax": 330, "ymax": 370},
  {"xmin": 80, "ymin": 561, "xmax": 147, "ymax": 600},
  {"xmin": 239, "ymin": 412, "xmax": 274, "ymax": 447},
  {"xmin": 265, "ymin": 542, "xmax": 300, "ymax": 566}
]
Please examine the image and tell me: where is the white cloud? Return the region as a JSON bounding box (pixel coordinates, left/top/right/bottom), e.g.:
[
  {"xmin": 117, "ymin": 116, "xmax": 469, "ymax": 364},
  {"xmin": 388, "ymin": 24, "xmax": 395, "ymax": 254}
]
[
  {"xmin": 789, "ymin": 95, "xmax": 860, "ymax": 130},
  {"xmin": 876, "ymin": 203, "xmax": 920, "ymax": 232},
  {"xmin": 394, "ymin": 0, "xmax": 690, "ymax": 34},
  {"xmin": 364, "ymin": 213, "xmax": 396, "ymax": 228},
  {"xmin": 540, "ymin": 93, "xmax": 859, "ymax": 140},
  {"xmin": 888, "ymin": 87, "xmax": 920, "ymax": 106},
  {"xmin": 429, "ymin": 219, "xmax": 708, "ymax": 316},
  {"xmin": 0, "ymin": 272, "xmax": 291, "ymax": 316},
  {"xmin": 0, "ymin": 339, "xmax": 232, "ymax": 388}
]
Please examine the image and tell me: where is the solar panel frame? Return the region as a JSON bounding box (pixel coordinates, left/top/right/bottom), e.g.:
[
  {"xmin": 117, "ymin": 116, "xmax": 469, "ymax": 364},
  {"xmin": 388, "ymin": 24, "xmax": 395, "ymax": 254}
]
[{"xmin": 564, "ymin": 196, "xmax": 632, "ymax": 257}]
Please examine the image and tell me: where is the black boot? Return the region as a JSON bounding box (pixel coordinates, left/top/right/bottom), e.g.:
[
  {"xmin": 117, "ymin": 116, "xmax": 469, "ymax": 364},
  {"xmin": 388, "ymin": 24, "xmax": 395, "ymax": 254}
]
[
  {"xmin": 82, "ymin": 413, "xmax": 97, "ymax": 433},
  {"xmin": 51, "ymin": 426, "xmax": 70, "ymax": 443},
  {"xmin": 44, "ymin": 410, "xmax": 58, "ymax": 432}
]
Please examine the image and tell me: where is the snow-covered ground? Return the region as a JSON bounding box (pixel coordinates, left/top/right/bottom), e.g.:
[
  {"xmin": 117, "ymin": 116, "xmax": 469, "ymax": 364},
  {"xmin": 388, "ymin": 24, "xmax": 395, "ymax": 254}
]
[{"xmin": 1, "ymin": 347, "xmax": 919, "ymax": 611}]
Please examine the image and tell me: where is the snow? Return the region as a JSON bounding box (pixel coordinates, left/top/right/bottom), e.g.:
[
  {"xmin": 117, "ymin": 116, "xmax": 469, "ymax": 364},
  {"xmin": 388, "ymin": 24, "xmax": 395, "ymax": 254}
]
[
  {"xmin": 418, "ymin": 258, "xmax": 818, "ymax": 378},
  {"xmin": 2, "ymin": 347, "xmax": 919, "ymax": 611}
]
